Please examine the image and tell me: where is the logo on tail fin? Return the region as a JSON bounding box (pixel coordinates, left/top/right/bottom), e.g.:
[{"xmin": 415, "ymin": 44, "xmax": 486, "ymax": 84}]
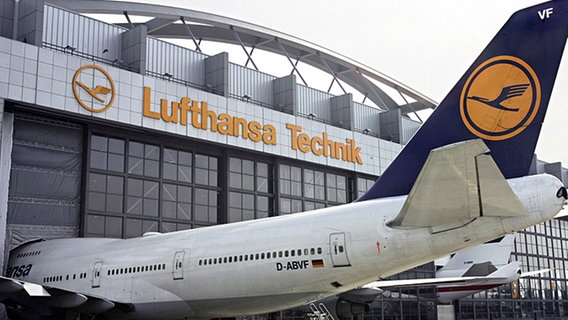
[{"xmin": 460, "ymin": 56, "xmax": 541, "ymax": 140}]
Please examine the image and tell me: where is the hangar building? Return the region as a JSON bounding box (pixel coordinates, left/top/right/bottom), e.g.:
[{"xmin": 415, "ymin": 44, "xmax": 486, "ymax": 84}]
[{"xmin": 0, "ymin": 0, "xmax": 567, "ymax": 319}]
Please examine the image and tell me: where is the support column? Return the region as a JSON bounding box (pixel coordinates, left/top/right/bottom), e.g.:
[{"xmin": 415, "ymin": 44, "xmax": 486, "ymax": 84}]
[
  {"xmin": 16, "ymin": 0, "xmax": 44, "ymax": 45},
  {"xmin": 0, "ymin": 0, "xmax": 14, "ymax": 39},
  {"xmin": 379, "ymin": 109, "xmax": 402, "ymax": 143},
  {"xmin": 204, "ymin": 52, "xmax": 229, "ymax": 97},
  {"xmin": 121, "ymin": 24, "xmax": 147, "ymax": 74},
  {"xmin": 272, "ymin": 74, "xmax": 296, "ymax": 115},
  {"xmin": 330, "ymin": 93, "xmax": 353, "ymax": 129},
  {"xmin": 0, "ymin": 99, "xmax": 14, "ymax": 271}
]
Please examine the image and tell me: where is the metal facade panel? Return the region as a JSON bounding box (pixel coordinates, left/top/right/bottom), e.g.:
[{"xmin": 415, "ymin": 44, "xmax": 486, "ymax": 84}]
[
  {"xmin": 43, "ymin": 5, "xmax": 123, "ymax": 62},
  {"xmin": 228, "ymin": 64, "xmax": 274, "ymax": 106},
  {"xmin": 353, "ymin": 102, "xmax": 381, "ymax": 134},
  {"xmin": 401, "ymin": 116, "xmax": 421, "ymax": 145},
  {"xmin": 296, "ymin": 85, "xmax": 332, "ymax": 122},
  {"xmin": 146, "ymin": 37, "xmax": 206, "ymax": 87}
]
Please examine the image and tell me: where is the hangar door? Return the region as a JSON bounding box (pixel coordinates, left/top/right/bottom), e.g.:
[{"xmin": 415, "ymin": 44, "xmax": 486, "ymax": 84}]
[{"xmin": 7, "ymin": 114, "xmax": 83, "ymax": 248}]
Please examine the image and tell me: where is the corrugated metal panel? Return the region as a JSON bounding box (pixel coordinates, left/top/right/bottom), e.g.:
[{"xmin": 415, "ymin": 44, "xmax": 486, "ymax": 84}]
[
  {"xmin": 43, "ymin": 5, "xmax": 124, "ymax": 62},
  {"xmin": 401, "ymin": 117, "xmax": 421, "ymax": 144},
  {"xmin": 228, "ymin": 64, "xmax": 275, "ymax": 106},
  {"xmin": 353, "ymin": 102, "xmax": 381, "ymax": 134},
  {"xmin": 146, "ymin": 37, "xmax": 206, "ymax": 87},
  {"xmin": 296, "ymin": 85, "xmax": 332, "ymax": 122}
]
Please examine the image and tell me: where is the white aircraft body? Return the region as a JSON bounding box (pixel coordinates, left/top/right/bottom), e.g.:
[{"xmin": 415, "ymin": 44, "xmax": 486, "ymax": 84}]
[{"xmin": 2, "ymin": 0, "xmax": 568, "ymax": 319}]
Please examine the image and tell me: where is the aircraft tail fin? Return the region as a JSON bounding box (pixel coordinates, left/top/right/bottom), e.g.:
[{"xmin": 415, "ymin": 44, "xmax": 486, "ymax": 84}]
[
  {"xmin": 437, "ymin": 234, "xmax": 516, "ymax": 278},
  {"xmin": 359, "ymin": 0, "xmax": 568, "ymax": 201},
  {"xmin": 388, "ymin": 140, "xmax": 528, "ymax": 230}
]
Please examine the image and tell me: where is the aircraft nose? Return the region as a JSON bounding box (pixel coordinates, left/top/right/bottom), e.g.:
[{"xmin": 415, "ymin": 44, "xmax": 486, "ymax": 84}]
[{"xmin": 556, "ymin": 186, "xmax": 568, "ymax": 200}]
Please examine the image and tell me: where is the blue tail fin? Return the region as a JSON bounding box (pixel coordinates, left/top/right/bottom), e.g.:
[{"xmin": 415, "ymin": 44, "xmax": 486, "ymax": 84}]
[{"xmin": 358, "ymin": 0, "xmax": 568, "ymax": 201}]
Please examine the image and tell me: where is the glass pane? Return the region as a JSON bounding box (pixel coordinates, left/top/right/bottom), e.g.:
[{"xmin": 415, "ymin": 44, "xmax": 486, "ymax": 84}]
[
  {"xmin": 107, "ymin": 153, "xmax": 124, "ymax": 172},
  {"xmin": 90, "ymin": 151, "xmax": 107, "ymax": 170},
  {"xmin": 91, "ymin": 135, "xmax": 107, "ymax": 152},
  {"xmin": 108, "ymin": 138, "xmax": 124, "ymax": 154},
  {"xmin": 230, "ymin": 157, "xmax": 241, "ymax": 173}
]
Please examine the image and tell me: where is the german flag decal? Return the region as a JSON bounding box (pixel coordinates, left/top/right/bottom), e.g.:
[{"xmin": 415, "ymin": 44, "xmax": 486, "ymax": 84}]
[{"xmin": 312, "ymin": 259, "xmax": 324, "ymax": 268}]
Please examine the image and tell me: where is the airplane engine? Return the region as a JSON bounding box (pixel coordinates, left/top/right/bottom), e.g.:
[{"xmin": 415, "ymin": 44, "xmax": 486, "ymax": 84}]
[
  {"xmin": 315, "ymin": 297, "xmax": 371, "ymax": 320},
  {"xmin": 335, "ymin": 298, "xmax": 370, "ymax": 318}
]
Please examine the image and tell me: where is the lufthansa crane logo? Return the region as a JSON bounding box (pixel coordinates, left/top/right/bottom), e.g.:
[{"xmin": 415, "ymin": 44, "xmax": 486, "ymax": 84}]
[
  {"xmin": 72, "ymin": 65, "xmax": 116, "ymax": 113},
  {"xmin": 460, "ymin": 55, "xmax": 541, "ymax": 140}
]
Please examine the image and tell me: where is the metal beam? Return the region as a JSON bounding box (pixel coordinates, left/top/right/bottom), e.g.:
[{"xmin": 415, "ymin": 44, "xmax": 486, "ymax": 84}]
[
  {"xmin": 180, "ymin": 17, "xmax": 202, "ymax": 53},
  {"xmin": 146, "ymin": 17, "xmax": 177, "ymax": 33},
  {"xmin": 275, "ymin": 38, "xmax": 308, "ymax": 86},
  {"xmin": 230, "ymin": 26, "xmax": 258, "ymax": 71}
]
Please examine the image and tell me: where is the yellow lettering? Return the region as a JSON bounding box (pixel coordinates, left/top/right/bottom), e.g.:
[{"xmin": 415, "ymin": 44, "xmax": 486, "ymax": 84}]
[
  {"xmin": 335, "ymin": 141, "xmax": 347, "ymax": 160},
  {"xmin": 311, "ymin": 136, "xmax": 323, "ymax": 156},
  {"xmin": 143, "ymin": 87, "xmax": 160, "ymax": 119},
  {"xmin": 190, "ymin": 100, "xmax": 200, "ymax": 128},
  {"xmin": 179, "ymin": 97, "xmax": 191, "ymax": 125},
  {"xmin": 297, "ymin": 133, "xmax": 311, "ymax": 153},
  {"xmin": 218, "ymin": 113, "xmax": 232, "ymax": 135},
  {"xmin": 160, "ymin": 99, "xmax": 179, "ymax": 123},
  {"xmin": 286, "ymin": 123, "xmax": 302, "ymax": 150},
  {"xmin": 233, "ymin": 117, "xmax": 248, "ymax": 138},
  {"xmin": 263, "ymin": 125, "xmax": 277, "ymax": 145},
  {"xmin": 200, "ymin": 101, "xmax": 217, "ymax": 132},
  {"xmin": 248, "ymin": 121, "xmax": 262, "ymax": 142}
]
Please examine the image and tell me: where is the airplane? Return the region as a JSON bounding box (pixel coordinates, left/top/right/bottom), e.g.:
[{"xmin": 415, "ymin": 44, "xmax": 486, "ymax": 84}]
[
  {"xmin": 2, "ymin": 0, "xmax": 568, "ymax": 319},
  {"xmin": 306, "ymin": 235, "xmax": 548, "ymax": 319},
  {"xmin": 434, "ymin": 234, "xmax": 550, "ymax": 303}
]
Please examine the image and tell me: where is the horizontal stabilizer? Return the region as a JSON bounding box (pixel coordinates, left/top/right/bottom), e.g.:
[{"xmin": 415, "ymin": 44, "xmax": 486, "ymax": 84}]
[{"xmin": 389, "ymin": 140, "xmax": 527, "ymax": 229}]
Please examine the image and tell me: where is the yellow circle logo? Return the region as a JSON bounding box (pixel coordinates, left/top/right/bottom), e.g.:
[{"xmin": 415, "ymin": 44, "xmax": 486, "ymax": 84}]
[
  {"xmin": 72, "ymin": 65, "xmax": 116, "ymax": 113},
  {"xmin": 460, "ymin": 55, "xmax": 541, "ymax": 140}
]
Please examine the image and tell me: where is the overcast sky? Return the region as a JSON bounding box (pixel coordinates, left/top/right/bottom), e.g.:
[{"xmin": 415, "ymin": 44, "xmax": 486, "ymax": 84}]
[{"xmin": 119, "ymin": 0, "xmax": 567, "ymax": 165}]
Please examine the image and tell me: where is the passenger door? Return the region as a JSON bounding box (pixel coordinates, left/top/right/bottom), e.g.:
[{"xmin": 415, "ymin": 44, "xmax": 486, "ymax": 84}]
[
  {"xmin": 173, "ymin": 251, "xmax": 185, "ymax": 280},
  {"xmin": 329, "ymin": 233, "xmax": 351, "ymax": 267}
]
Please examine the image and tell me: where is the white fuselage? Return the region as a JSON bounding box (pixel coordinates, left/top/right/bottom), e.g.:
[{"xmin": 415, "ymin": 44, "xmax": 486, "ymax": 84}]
[{"xmin": 6, "ymin": 174, "xmax": 564, "ymax": 319}]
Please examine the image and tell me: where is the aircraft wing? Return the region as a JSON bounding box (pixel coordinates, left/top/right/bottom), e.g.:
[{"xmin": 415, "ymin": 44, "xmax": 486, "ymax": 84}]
[
  {"xmin": 0, "ymin": 276, "xmax": 120, "ymax": 315},
  {"xmin": 337, "ymin": 274, "xmax": 515, "ymax": 305},
  {"xmin": 362, "ymin": 276, "xmax": 512, "ymax": 290},
  {"xmin": 389, "ymin": 139, "xmax": 528, "ymax": 230}
]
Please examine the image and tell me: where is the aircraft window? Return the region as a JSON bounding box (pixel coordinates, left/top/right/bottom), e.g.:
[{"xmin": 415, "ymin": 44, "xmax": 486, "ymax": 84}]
[
  {"xmin": 338, "ymin": 246, "xmax": 344, "ymax": 253},
  {"xmin": 317, "ymin": 248, "xmax": 322, "ymax": 254},
  {"xmin": 73, "ymin": 274, "xmax": 76, "ymax": 279},
  {"xmin": 163, "ymin": 263, "xmax": 166, "ymax": 269},
  {"xmin": 255, "ymin": 253, "xmax": 259, "ymax": 260},
  {"xmin": 267, "ymin": 252, "xmax": 271, "ymax": 259},
  {"xmin": 223, "ymin": 257, "xmax": 227, "ymax": 263},
  {"xmin": 304, "ymin": 249, "xmax": 309, "ymax": 255},
  {"xmin": 213, "ymin": 258, "xmax": 217, "ymax": 264},
  {"xmin": 291, "ymin": 250, "xmax": 295, "ymax": 257},
  {"xmin": 250, "ymin": 254, "xmax": 254, "ymax": 260},
  {"xmin": 279, "ymin": 251, "xmax": 283, "ymax": 258},
  {"xmin": 261, "ymin": 253, "xmax": 265, "ymax": 259},
  {"xmin": 199, "ymin": 260, "xmax": 202, "ymax": 266},
  {"xmin": 244, "ymin": 255, "xmax": 248, "ymax": 261},
  {"xmin": 285, "ymin": 251, "xmax": 289, "ymax": 257},
  {"xmin": 310, "ymin": 248, "xmax": 315, "ymax": 255},
  {"xmin": 239, "ymin": 255, "xmax": 243, "ymax": 262}
]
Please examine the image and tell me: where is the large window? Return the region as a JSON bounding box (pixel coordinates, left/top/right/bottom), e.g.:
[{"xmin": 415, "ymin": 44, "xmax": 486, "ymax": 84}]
[
  {"xmin": 86, "ymin": 134, "xmax": 219, "ymax": 238},
  {"xmin": 228, "ymin": 157, "xmax": 274, "ymax": 222},
  {"xmin": 278, "ymin": 164, "xmax": 348, "ymax": 214}
]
